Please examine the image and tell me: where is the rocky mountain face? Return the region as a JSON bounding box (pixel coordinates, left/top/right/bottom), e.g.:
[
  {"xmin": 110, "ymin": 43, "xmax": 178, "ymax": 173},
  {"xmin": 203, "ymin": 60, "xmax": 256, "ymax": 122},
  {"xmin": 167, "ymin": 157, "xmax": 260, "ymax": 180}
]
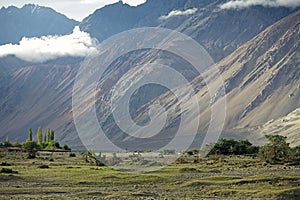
[
  {"xmin": 111, "ymin": 9, "xmax": 300, "ymax": 148},
  {"xmin": 0, "ymin": 4, "xmax": 78, "ymax": 45},
  {"xmin": 76, "ymin": 9, "xmax": 300, "ymax": 149},
  {"xmin": 197, "ymin": 10, "xmax": 300, "ymax": 144},
  {"xmin": 0, "ymin": 1, "xmax": 299, "ymax": 149}
]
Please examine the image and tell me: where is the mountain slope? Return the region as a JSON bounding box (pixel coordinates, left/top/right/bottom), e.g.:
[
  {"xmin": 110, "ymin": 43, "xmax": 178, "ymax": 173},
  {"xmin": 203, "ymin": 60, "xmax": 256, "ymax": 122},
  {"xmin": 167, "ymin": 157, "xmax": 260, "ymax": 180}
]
[
  {"xmin": 71, "ymin": 10, "xmax": 300, "ymax": 149},
  {"xmin": 0, "ymin": 4, "xmax": 78, "ymax": 45},
  {"xmin": 0, "ymin": 60, "xmax": 81, "ymax": 146},
  {"xmin": 189, "ymin": 9, "xmax": 300, "ymax": 145},
  {"xmin": 218, "ymin": 10, "xmax": 300, "ymax": 129}
]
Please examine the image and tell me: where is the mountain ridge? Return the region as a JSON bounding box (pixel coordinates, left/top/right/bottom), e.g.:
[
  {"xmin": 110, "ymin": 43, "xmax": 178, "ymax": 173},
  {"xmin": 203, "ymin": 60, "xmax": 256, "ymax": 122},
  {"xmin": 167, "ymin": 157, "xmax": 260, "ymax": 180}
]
[{"xmin": 0, "ymin": 4, "xmax": 78, "ymax": 45}]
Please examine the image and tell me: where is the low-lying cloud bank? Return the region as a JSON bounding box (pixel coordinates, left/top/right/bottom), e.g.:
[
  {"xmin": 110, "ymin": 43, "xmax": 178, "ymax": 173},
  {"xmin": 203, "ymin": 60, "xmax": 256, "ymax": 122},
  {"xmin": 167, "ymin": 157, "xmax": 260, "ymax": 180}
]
[
  {"xmin": 0, "ymin": 26, "xmax": 98, "ymax": 63},
  {"xmin": 220, "ymin": 0, "xmax": 300, "ymax": 10},
  {"xmin": 159, "ymin": 8, "xmax": 197, "ymax": 20}
]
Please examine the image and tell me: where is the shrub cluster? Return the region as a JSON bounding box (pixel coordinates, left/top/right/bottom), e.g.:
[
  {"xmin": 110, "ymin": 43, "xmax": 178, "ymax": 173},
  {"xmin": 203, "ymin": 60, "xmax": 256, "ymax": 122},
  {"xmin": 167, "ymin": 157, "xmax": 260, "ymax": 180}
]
[
  {"xmin": 208, "ymin": 135, "xmax": 300, "ymax": 165},
  {"xmin": 208, "ymin": 139, "xmax": 259, "ymax": 156}
]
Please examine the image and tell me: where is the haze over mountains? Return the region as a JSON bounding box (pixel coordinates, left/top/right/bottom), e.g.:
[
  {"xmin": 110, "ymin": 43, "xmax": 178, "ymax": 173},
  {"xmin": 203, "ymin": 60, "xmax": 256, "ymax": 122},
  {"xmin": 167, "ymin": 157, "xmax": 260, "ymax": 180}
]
[{"xmin": 0, "ymin": 0, "xmax": 299, "ymax": 149}]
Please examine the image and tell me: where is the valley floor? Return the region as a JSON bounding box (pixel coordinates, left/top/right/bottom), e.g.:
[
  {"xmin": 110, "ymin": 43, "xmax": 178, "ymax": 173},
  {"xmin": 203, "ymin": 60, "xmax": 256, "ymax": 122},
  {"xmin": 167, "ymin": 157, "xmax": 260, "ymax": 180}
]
[{"xmin": 0, "ymin": 154, "xmax": 300, "ymax": 199}]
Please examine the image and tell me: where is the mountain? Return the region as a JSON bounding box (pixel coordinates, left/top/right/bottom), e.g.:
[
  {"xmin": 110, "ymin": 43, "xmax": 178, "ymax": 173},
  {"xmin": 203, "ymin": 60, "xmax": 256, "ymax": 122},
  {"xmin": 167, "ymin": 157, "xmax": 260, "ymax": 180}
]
[
  {"xmin": 79, "ymin": 0, "xmax": 186, "ymax": 42},
  {"xmin": 219, "ymin": 10, "xmax": 300, "ymax": 129},
  {"xmin": 80, "ymin": 0, "xmax": 295, "ymax": 62},
  {"xmin": 0, "ymin": 1, "xmax": 299, "ymax": 149},
  {"xmin": 0, "ymin": 4, "xmax": 78, "ymax": 45},
  {"xmin": 81, "ymin": 11, "xmax": 300, "ymax": 149}
]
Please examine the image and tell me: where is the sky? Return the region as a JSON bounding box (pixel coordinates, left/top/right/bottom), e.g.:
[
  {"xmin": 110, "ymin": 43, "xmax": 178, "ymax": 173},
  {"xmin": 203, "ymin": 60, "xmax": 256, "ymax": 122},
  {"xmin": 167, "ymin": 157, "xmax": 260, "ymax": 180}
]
[{"xmin": 0, "ymin": 0, "xmax": 146, "ymax": 21}]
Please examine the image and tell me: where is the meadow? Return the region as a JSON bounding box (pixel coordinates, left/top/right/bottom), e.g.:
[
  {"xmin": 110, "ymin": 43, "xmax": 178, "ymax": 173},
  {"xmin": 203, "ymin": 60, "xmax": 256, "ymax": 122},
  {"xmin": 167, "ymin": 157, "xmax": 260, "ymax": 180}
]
[{"xmin": 1, "ymin": 152, "xmax": 300, "ymax": 199}]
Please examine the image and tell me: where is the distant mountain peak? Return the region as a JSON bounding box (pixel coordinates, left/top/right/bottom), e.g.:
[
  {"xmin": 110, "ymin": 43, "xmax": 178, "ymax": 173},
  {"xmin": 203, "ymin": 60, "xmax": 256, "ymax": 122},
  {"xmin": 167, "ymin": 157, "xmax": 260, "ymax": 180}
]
[
  {"xmin": 22, "ymin": 4, "xmax": 42, "ymax": 14},
  {"xmin": 0, "ymin": 4, "xmax": 79, "ymax": 45}
]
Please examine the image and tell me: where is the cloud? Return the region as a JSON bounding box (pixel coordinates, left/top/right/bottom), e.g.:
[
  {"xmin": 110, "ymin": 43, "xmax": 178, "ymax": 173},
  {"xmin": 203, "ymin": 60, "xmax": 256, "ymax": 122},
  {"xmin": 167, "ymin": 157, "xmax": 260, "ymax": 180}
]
[
  {"xmin": 220, "ymin": 0, "xmax": 300, "ymax": 10},
  {"xmin": 0, "ymin": 26, "xmax": 98, "ymax": 63},
  {"xmin": 159, "ymin": 8, "xmax": 197, "ymax": 20}
]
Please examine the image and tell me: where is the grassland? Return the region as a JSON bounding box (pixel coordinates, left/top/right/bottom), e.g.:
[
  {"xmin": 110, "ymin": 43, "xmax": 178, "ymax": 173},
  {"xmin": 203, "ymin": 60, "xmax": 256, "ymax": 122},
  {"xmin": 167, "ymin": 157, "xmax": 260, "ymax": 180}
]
[{"xmin": 0, "ymin": 153, "xmax": 300, "ymax": 199}]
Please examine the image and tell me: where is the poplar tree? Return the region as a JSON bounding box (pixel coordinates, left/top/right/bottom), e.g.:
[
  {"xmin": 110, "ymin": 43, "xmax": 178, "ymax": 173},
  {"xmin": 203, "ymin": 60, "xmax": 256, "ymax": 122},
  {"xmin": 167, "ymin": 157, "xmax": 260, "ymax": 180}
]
[
  {"xmin": 37, "ymin": 127, "xmax": 43, "ymax": 145},
  {"xmin": 47, "ymin": 129, "xmax": 51, "ymax": 143},
  {"xmin": 28, "ymin": 128, "xmax": 33, "ymax": 142}
]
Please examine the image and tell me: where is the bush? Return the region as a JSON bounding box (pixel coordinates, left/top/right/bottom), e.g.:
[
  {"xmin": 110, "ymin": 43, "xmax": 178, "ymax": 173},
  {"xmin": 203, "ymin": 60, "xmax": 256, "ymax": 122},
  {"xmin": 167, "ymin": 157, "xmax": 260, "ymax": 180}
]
[
  {"xmin": 0, "ymin": 162, "xmax": 11, "ymax": 166},
  {"xmin": 69, "ymin": 153, "xmax": 76, "ymax": 157},
  {"xmin": 12, "ymin": 142, "xmax": 21, "ymax": 147},
  {"xmin": 259, "ymin": 135, "xmax": 292, "ymax": 164},
  {"xmin": 185, "ymin": 149, "xmax": 200, "ymax": 156},
  {"xmin": 209, "ymin": 139, "xmax": 259, "ymax": 156},
  {"xmin": 1, "ymin": 168, "xmax": 17, "ymax": 174},
  {"xmin": 38, "ymin": 165, "xmax": 49, "ymax": 169},
  {"xmin": 46, "ymin": 141, "xmax": 60, "ymax": 149},
  {"xmin": 63, "ymin": 144, "xmax": 71, "ymax": 151},
  {"xmin": 290, "ymin": 145, "xmax": 300, "ymax": 164},
  {"xmin": 22, "ymin": 141, "xmax": 40, "ymax": 159}
]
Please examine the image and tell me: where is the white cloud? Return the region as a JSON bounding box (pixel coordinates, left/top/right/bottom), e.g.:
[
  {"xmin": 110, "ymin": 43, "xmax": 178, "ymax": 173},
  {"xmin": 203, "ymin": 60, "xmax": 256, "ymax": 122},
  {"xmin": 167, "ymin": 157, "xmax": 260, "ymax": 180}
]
[
  {"xmin": 220, "ymin": 0, "xmax": 300, "ymax": 10},
  {"xmin": 159, "ymin": 8, "xmax": 197, "ymax": 20},
  {"xmin": 0, "ymin": 26, "xmax": 98, "ymax": 63}
]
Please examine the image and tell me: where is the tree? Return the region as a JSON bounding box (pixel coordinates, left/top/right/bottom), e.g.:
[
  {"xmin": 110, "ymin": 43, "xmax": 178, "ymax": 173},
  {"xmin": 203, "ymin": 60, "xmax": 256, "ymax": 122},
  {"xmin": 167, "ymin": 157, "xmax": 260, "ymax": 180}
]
[
  {"xmin": 44, "ymin": 132, "xmax": 47, "ymax": 143},
  {"xmin": 259, "ymin": 135, "xmax": 291, "ymax": 164},
  {"xmin": 22, "ymin": 141, "xmax": 40, "ymax": 159},
  {"xmin": 37, "ymin": 127, "xmax": 43, "ymax": 145},
  {"xmin": 50, "ymin": 130, "xmax": 55, "ymax": 141},
  {"xmin": 4, "ymin": 136, "xmax": 11, "ymax": 147},
  {"xmin": 27, "ymin": 128, "xmax": 33, "ymax": 142},
  {"xmin": 47, "ymin": 129, "xmax": 51, "ymax": 143}
]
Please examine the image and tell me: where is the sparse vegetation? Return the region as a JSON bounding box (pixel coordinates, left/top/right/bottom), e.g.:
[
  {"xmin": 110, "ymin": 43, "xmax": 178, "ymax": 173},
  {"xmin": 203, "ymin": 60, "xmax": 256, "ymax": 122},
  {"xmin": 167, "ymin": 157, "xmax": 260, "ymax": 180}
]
[
  {"xmin": 0, "ymin": 134, "xmax": 300, "ymax": 199},
  {"xmin": 0, "ymin": 152, "xmax": 299, "ymax": 199}
]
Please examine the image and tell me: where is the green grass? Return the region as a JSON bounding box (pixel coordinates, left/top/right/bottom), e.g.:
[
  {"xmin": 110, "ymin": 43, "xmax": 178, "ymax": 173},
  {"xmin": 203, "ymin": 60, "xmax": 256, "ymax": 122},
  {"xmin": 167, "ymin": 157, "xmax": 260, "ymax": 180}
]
[{"xmin": 0, "ymin": 154, "xmax": 300, "ymax": 199}]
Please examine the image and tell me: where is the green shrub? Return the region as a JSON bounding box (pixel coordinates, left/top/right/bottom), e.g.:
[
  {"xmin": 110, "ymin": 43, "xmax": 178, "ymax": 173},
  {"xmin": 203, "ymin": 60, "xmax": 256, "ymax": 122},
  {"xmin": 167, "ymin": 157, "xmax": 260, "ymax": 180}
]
[
  {"xmin": 209, "ymin": 139, "xmax": 259, "ymax": 156},
  {"xmin": 1, "ymin": 168, "xmax": 18, "ymax": 174},
  {"xmin": 63, "ymin": 144, "xmax": 71, "ymax": 151},
  {"xmin": 290, "ymin": 145, "xmax": 300, "ymax": 164},
  {"xmin": 186, "ymin": 149, "xmax": 200, "ymax": 156},
  {"xmin": 69, "ymin": 152, "xmax": 76, "ymax": 157},
  {"xmin": 38, "ymin": 165, "xmax": 49, "ymax": 169},
  {"xmin": 259, "ymin": 135, "xmax": 292, "ymax": 164},
  {"xmin": 22, "ymin": 141, "xmax": 40, "ymax": 159}
]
